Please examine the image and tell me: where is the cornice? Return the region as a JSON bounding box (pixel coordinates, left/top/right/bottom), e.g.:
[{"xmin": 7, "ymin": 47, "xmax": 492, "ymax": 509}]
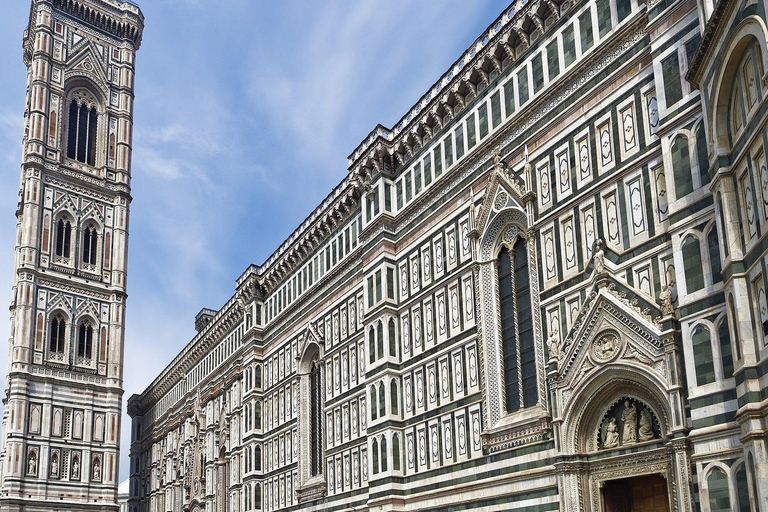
[
  {"xmin": 45, "ymin": 0, "xmax": 144, "ymax": 49},
  {"xmin": 135, "ymin": 294, "xmax": 245, "ymax": 413},
  {"xmin": 347, "ymin": 0, "xmax": 570, "ymax": 177},
  {"xmin": 255, "ymin": 176, "xmax": 362, "ymax": 294}
]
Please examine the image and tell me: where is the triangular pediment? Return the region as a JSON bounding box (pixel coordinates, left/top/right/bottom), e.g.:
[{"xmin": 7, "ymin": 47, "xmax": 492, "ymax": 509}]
[
  {"xmin": 553, "ymin": 276, "xmax": 667, "ymax": 390},
  {"xmin": 53, "ymin": 193, "xmax": 77, "ymax": 214},
  {"xmin": 65, "ymin": 43, "xmax": 109, "ymax": 88}
]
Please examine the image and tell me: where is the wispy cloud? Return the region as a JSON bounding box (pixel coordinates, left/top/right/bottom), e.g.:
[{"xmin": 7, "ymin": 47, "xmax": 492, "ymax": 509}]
[{"xmin": 0, "ymin": 0, "xmax": 504, "ymax": 482}]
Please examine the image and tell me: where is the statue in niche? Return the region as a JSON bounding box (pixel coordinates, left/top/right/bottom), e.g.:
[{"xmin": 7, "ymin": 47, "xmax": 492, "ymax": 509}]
[
  {"xmin": 638, "ymin": 410, "xmax": 655, "ymax": 442},
  {"xmin": 621, "ymin": 401, "xmax": 637, "ymax": 444},
  {"xmin": 603, "ymin": 418, "xmax": 620, "ymax": 448},
  {"xmin": 659, "ymin": 285, "xmax": 675, "ymax": 316},
  {"xmin": 27, "ymin": 452, "xmax": 36, "ymax": 475},
  {"xmin": 592, "ymin": 239, "xmax": 606, "ymax": 275},
  {"xmin": 71, "ymin": 456, "xmax": 80, "ymax": 479},
  {"xmin": 546, "ymin": 325, "xmax": 562, "ymax": 363},
  {"xmin": 92, "ymin": 458, "xmax": 101, "ymax": 480}
]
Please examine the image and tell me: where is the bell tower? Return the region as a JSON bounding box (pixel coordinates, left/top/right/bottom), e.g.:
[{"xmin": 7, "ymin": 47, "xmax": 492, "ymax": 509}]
[{"xmin": 0, "ymin": 1, "xmax": 142, "ymax": 510}]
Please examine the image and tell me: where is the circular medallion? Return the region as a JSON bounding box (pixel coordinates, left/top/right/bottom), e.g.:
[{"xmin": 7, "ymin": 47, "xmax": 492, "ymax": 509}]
[{"xmin": 591, "ymin": 332, "xmax": 621, "ymax": 363}]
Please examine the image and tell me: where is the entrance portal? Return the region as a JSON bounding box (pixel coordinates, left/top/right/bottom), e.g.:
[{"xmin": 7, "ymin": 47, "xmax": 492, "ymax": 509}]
[{"xmin": 603, "ymin": 474, "xmax": 670, "ymax": 512}]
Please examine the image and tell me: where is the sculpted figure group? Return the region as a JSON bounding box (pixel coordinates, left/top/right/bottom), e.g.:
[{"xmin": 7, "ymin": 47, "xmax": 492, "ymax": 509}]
[{"xmin": 602, "ymin": 400, "xmax": 657, "ymax": 449}]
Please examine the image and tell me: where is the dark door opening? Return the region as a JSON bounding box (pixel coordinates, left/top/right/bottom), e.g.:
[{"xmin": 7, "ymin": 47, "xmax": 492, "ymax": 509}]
[{"xmin": 603, "ymin": 474, "xmax": 670, "ymax": 512}]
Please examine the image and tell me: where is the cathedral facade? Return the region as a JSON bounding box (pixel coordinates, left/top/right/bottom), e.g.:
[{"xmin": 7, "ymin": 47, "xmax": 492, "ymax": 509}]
[
  {"xmin": 0, "ymin": 0, "xmax": 143, "ymax": 510},
  {"xmin": 122, "ymin": 0, "xmax": 768, "ymax": 511}
]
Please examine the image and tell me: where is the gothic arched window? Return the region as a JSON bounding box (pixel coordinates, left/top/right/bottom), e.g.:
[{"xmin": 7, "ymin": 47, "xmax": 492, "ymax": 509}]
[
  {"xmin": 380, "ymin": 435, "xmax": 387, "ymax": 472},
  {"xmin": 717, "ymin": 319, "xmax": 734, "ymax": 379},
  {"xmin": 309, "ymin": 360, "xmax": 323, "ymax": 477},
  {"xmin": 378, "ymin": 382, "xmax": 385, "ymax": 417},
  {"xmin": 77, "ymin": 319, "xmax": 94, "ymax": 359},
  {"xmin": 498, "ymin": 237, "xmax": 537, "ymax": 413},
  {"xmin": 82, "ymin": 223, "xmax": 98, "ymax": 265},
  {"xmin": 388, "ymin": 318, "xmax": 396, "ymax": 357},
  {"xmin": 369, "ymin": 386, "xmax": 377, "ymax": 420},
  {"xmin": 55, "ymin": 218, "xmax": 72, "ymax": 258},
  {"xmin": 707, "ymin": 467, "xmax": 731, "ymax": 512},
  {"xmin": 376, "ymin": 320, "xmax": 384, "ymax": 359},
  {"xmin": 692, "ymin": 324, "xmax": 715, "ymax": 385},
  {"xmin": 392, "ymin": 434, "xmax": 401, "ymax": 471},
  {"xmin": 372, "ymin": 438, "xmax": 379, "ymax": 474},
  {"xmin": 254, "ymin": 445, "xmax": 261, "ymax": 471},
  {"xmin": 707, "ymin": 225, "xmax": 722, "ymax": 283},
  {"xmin": 368, "ymin": 326, "xmax": 376, "ymax": 364},
  {"xmin": 67, "ymin": 90, "xmax": 98, "ymax": 166},
  {"xmin": 672, "ymin": 136, "xmax": 693, "ymax": 199},
  {"xmin": 682, "ymin": 234, "xmax": 704, "ymax": 292},
  {"xmin": 390, "ymin": 380, "xmax": 399, "ymax": 416},
  {"xmin": 49, "ymin": 313, "xmax": 66, "ymax": 353}
]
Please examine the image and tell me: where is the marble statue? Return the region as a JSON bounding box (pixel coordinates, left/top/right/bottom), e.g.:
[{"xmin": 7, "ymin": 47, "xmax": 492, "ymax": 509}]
[
  {"xmin": 621, "ymin": 401, "xmax": 637, "ymax": 444},
  {"xmin": 604, "ymin": 418, "xmax": 620, "ymax": 448}
]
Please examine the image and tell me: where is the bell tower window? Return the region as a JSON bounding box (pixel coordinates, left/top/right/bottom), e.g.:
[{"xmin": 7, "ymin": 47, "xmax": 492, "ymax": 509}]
[
  {"xmin": 49, "ymin": 314, "xmax": 66, "ymax": 354},
  {"xmin": 55, "ymin": 218, "xmax": 72, "ymax": 258},
  {"xmin": 82, "ymin": 223, "xmax": 98, "ymax": 265},
  {"xmin": 77, "ymin": 319, "xmax": 94, "ymax": 360},
  {"xmin": 66, "ymin": 90, "xmax": 99, "ymax": 166}
]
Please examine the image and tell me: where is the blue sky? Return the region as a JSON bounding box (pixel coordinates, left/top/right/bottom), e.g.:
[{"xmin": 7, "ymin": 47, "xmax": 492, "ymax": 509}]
[{"xmin": 0, "ymin": 0, "xmax": 505, "ymax": 481}]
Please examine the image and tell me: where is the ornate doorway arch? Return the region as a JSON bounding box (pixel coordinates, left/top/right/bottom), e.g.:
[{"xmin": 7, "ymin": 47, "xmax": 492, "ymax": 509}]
[{"xmin": 548, "ymin": 278, "xmax": 692, "ymax": 512}]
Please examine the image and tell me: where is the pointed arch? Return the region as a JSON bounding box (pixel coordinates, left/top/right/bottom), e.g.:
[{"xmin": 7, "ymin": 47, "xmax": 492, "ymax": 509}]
[
  {"xmin": 48, "ymin": 310, "xmax": 67, "ymax": 354},
  {"xmin": 710, "ymin": 16, "xmax": 768, "ymax": 152},
  {"xmin": 671, "ymin": 134, "xmax": 693, "ymax": 199},
  {"xmin": 682, "ymin": 233, "xmax": 704, "ymax": 292}
]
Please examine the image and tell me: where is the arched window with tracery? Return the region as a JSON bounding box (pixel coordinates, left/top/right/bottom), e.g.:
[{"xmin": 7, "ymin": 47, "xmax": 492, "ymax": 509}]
[
  {"xmin": 49, "ymin": 313, "xmax": 66, "ymax": 354},
  {"xmin": 498, "ymin": 237, "xmax": 537, "ymax": 413},
  {"xmin": 67, "ymin": 89, "xmax": 99, "ymax": 166},
  {"xmin": 309, "ymin": 360, "xmax": 323, "ymax": 477},
  {"xmin": 55, "ymin": 217, "xmax": 72, "ymax": 259},
  {"xmin": 82, "ymin": 222, "xmax": 98, "ymax": 266},
  {"xmin": 77, "ymin": 318, "xmax": 94, "ymax": 360}
]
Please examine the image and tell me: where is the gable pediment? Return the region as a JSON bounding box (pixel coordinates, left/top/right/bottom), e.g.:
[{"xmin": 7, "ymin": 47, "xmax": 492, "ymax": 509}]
[
  {"xmin": 470, "ymin": 152, "xmax": 528, "ymax": 241},
  {"xmin": 553, "ymin": 278, "xmax": 667, "ymax": 391},
  {"xmin": 64, "ymin": 43, "xmax": 109, "ymax": 95}
]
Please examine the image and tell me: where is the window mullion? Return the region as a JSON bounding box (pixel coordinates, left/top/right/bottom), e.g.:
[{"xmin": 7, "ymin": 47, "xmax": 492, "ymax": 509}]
[{"xmin": 510, "ymin": 247, "xmax": 524, "ymax": 408}]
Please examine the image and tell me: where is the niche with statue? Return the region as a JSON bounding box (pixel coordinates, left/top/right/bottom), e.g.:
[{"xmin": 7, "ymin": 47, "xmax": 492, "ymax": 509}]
[{"xmin": 597, "ymin": 397, "xmax": 661, "ymax": 450}]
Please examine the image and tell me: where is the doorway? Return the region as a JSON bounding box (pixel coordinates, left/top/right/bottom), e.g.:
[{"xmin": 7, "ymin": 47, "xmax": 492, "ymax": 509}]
[{"xmin": 603, "ymin": 474, "xmax": 670, "ymax": 512}]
